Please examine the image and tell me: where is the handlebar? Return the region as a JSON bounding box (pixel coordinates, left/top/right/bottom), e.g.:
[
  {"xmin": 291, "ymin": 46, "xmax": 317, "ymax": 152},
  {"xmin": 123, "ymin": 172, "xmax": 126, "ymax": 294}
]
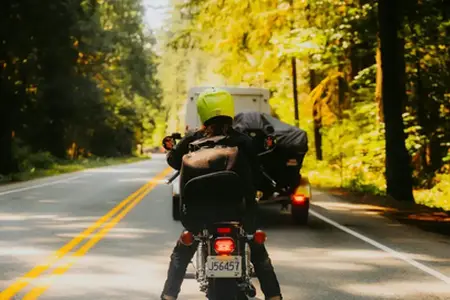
[
  {"xmin": 165, "ymin": 171, "xmax": 180, "ymax": 184},
  {"xmin": 257, "ymin": 148, "xmax": 275, "ymax": 157},
  {"xmin": 166, "ymin": 169, "xmax": 276, "ymax": 188},
  {"xmin": 163, "ymin": 131, "xmax": 279, "ymax": 188},
  {"xmin": 261, "ymin": 168, "xmax": 277, "ymax": 187}
]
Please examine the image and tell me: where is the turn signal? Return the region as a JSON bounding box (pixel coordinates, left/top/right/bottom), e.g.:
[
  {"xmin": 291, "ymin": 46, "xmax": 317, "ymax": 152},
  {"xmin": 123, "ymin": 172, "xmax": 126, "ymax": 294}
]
[
  {"xmin": 179, "ymin": 230, "xmax": 194, "ymax": 246},
  {"xmin": 253, "ymin": 230, "xmax": 267, "ymax": 244},
  {"xmin": 214, "ymin": 237, "xmax": 235, "ymax": 255}
]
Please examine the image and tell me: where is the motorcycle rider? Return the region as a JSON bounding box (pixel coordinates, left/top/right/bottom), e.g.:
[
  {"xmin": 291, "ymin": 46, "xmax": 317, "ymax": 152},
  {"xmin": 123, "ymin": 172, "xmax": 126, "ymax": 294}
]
[{"xmin": 161, "ymin": 88, "xmax": 282, "ymax": 300}]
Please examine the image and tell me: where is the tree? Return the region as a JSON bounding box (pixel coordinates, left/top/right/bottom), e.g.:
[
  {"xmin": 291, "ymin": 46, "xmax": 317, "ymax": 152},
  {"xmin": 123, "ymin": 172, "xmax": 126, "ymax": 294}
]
[
  {"xmin": 378, "ymin": 0, "xmax": 414, "ymax": 201},
  {"xmin": 159, "ymin": 0, "xmax": 450, "ymax": 209},
  {"xmin": 0, "ymin": 0, "xmax": 162, "ymax": 176}
]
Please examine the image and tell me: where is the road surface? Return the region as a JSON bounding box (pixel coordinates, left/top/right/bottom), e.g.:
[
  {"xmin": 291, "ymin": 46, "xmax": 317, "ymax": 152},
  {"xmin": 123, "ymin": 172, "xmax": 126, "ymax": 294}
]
[{"xmin": 1, "ymin": 155, "xmax": 450, "ymax": 299}]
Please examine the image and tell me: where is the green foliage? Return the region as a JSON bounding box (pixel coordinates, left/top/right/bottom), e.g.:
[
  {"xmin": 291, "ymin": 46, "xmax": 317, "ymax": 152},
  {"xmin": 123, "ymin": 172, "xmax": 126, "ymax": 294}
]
[
  {"xmin": 310, "ymin": 100, "xmax": 386, "ymax": 191},
  {"xmin": 402, "ymin": 0, "xmax": 450, "ymax": 184},
  {"xmin": 415, "ymin": 173, "xmax": 450, "ymax": 211},
  {"xmin": 159, "ymin": 0, "xmax": 449, "ymax": 210},
  {"xmin": 24, "ymin": 152, "xmax": 56, "ymax": 171},
  {"xmin": 0, "ymin": 0, "xmax": 161, "ymax": 175}
]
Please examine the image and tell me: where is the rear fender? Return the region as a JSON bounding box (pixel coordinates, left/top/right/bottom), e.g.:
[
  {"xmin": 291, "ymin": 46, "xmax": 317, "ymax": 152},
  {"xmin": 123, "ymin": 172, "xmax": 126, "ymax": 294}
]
[
  {"xmin": 294, "ymin": 176, "xmax": 311, "ymax": 199},
  {"xmin": 206, "ymin": 225, "xmax": 246, "ymax": 300}
]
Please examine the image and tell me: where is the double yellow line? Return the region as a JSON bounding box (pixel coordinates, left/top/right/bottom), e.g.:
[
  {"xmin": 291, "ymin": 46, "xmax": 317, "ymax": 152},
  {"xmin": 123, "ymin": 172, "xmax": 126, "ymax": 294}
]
[{"xmin": 0, "ymin": 167, "xmax": 172, "ymax": 300}]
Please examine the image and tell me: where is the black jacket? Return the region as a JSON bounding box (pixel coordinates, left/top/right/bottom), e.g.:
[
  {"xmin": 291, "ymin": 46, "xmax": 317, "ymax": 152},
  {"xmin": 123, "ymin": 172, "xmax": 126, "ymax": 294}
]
[
  {"xmin": 166, "ymin": 128, "xmax": 261, "ymax": 187},
  {"xmin": 166, "ymin": 128, "xmax": 261, "ymax": 230}
]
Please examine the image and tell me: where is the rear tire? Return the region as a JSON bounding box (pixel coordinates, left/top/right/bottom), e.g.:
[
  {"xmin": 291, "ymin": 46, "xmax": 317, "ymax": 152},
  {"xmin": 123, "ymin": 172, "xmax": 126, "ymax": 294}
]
[
  {"xmin": 291, "ymin": 205, "xmax": 309, "ymax": 225},
  {"xmin": 207, "ymin": 279, "xmax": 242, "ymax": 300},
  {"xmin": 172, "ymin": 194, "xmax": 181, "ymax": 221}
]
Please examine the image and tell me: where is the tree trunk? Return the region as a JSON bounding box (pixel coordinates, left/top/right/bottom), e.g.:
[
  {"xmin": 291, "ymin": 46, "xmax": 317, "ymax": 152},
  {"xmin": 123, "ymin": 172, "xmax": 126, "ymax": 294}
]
[
  {"xmin": 0, "ymin": 84, "xmax": 19, "ymax": 175},
  {"xmin": 292, "ymin": 57, "xmax": 299, "ymax": 127},
  {"xmin": 378, "ymin": 0, "xmax": 414, "ymax": 201},
  {"xmin": 375, "ymin": 35, "xmax": 384, "ymax": 123},
  {"xmin": 0, "ymin": 3, "xmax": 17, "ymax": 175},
  {"xmin": 414, "ymin": 58, "xmax": 433, "ymax": 186},
  {"xmin": 0, "ymin": 128, "xmax": 16, "ymax": 175},
  {"xmin": 311, "ymin": 69, "xmax": 323, "ymax": 160}
]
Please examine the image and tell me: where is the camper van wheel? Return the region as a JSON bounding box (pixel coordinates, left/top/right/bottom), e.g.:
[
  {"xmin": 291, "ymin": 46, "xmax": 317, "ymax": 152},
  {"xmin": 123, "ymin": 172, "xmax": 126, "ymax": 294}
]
[{"xmin": 172, "ymin": 194, "xmax": 181, "ymax": 221}]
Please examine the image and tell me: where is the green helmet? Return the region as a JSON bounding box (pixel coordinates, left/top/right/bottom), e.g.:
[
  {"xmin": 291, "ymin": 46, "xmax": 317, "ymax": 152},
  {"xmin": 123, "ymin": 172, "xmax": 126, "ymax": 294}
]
[{"xmin": 196, "ymin": 87, "xmax": 235, "ymax": 125}]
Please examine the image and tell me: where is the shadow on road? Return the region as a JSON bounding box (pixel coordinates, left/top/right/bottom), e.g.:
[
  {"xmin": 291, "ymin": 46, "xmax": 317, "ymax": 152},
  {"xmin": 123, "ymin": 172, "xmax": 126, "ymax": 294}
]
[{"xmin": 2, "ymin": 183, "xmax": 450, "ymax": 299}]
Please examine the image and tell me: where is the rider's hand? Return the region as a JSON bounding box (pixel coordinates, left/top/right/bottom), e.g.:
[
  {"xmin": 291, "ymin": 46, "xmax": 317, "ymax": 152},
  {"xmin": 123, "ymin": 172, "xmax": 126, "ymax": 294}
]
[
  {"xmin": 162, "ymin": 136, "xmax": 174, "ymax": 151},
  {"xmin": 256, "ymin": 191, "xmax": 263, "ymax": 200}
]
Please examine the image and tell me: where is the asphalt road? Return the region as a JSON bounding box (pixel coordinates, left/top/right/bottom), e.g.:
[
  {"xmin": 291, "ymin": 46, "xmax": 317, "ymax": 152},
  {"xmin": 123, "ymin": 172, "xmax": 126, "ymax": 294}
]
[{"xmin": 1, "ymin": 155, "xmax": 450, "ymax": 299}]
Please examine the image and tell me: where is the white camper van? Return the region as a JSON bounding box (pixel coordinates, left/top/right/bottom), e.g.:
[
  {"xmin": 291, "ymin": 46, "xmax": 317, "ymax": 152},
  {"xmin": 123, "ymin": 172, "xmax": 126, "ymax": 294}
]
[
  {"xmin": 184, "ymin": 86, "xmax": 271, "ymax": 132},
  {"xmin": 166, "ymin": 85, "xmax": 311, "ymax": 225}
]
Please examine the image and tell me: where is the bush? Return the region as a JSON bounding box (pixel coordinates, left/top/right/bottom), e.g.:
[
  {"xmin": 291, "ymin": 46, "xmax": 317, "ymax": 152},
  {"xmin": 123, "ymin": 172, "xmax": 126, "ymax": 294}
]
[
  {"xmin": 11, "ymin": 138, "xmax": 57, "ymax": 172},
  {"xmin": 26, "ymin": 152, "xmax": 56, "ymax": 169},
  {"xmin": 17, "ymin": 151, "xmax": 56, "ymax": 173},
  {"xmin": 415, "ymin": 173, "xmax": 450, "ymax": 211}
]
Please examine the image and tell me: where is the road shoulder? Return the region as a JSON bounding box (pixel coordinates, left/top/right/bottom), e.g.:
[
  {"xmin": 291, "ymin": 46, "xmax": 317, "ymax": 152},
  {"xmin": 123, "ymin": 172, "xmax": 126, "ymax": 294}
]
[
  {"xmin": 311, "ymin": 188, "xmax": 450, "ymax": 286},
  {"xmin": 317, "ymin": 187, "xmax": 450, "ymax": 238}
]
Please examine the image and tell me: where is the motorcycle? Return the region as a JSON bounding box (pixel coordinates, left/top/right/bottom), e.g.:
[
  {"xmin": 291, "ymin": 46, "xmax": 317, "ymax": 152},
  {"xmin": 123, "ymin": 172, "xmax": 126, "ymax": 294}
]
[{"xmin": 162, "ymin": 133, "xmax": 275, "ymax": 300}]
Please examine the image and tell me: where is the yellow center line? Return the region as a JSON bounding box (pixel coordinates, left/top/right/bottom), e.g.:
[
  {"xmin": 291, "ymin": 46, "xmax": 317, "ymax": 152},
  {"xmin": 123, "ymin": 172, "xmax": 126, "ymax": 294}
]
[
  {"xmin": 22, "ymin": 168, "xmax": 172, "ymax": 298},
  {"xmin": 0, "ymin": 167, "xmax": 172, "ymax": 300},
  {"xmin": 22, "ymin": 168, "xmax": 171, "ymax": 299}
]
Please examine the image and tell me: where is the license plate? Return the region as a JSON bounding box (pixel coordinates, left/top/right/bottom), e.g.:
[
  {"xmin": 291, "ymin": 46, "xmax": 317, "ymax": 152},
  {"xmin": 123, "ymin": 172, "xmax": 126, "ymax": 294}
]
[{"xmin": 205, "ymin": 256, "xmax": 242, "ymax": 278}]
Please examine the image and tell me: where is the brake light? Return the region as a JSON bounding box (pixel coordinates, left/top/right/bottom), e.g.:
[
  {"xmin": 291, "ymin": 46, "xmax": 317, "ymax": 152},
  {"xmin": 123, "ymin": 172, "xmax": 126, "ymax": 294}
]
[
  {"xmin": 214, "ymin": 237, "xmax": 235, "ymax": 255},
  {"xmin": 217, "ymin": 227, "xmax": 231, "ymax": 234},
  {"xmin": 253, "ymin": 230, "xmax": 266, "ymax": 244},
  {"xmin": 179, "ymin": 230, "xmax": 194, "ymax": 246},
  {"xmin": 291, "ymin": 194, "xmax": 307, "ymax": 204}
]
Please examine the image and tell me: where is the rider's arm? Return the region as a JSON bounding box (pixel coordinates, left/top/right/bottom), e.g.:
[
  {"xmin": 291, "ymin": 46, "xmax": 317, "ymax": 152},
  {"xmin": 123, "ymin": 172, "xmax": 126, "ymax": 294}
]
[{"xmin": 166, "ymin": 131, "xmax": 201, "ymax": 170}]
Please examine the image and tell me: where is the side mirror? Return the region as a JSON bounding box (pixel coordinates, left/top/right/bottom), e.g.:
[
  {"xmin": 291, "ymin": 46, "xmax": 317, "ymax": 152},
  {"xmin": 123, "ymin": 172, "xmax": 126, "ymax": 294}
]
[
  {"xmin": 264, "ymin": 125, "xmax": 275, "ymax": 134},
  {"xmin": 162, "ymin": 136, "xmax": 175, "ymax": 151}
]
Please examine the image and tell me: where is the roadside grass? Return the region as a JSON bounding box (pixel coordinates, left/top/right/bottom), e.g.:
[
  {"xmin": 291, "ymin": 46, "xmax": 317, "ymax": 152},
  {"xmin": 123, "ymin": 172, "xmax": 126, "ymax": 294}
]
[
  {"xmin": 0, "ymin": 155, "xmax": 150, "ymax": 185},
  {"xmin": 303, "ymin": 161, "xmax": 450, "ymax": 212}
]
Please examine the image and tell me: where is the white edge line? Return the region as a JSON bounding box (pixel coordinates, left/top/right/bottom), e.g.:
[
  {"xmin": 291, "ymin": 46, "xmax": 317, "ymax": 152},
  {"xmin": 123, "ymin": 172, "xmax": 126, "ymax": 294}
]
[
  {"xmin": 309, "ymin": 208, "xmax": 450, "ymax": 285},
  {"xmin": 0, "ymin": 174, "xmax": 91, "ymax": 196}
]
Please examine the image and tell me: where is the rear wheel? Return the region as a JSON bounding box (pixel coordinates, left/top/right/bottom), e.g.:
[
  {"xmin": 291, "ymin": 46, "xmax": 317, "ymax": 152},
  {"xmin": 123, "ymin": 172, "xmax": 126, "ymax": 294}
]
[
  {"xmin": 291, "ymin": 205, "xmax": 309, "ymax": 225},
  {"xmin": 172, "ymin": 194, "xmax": 181, "ymax": 221},
  {"xmin": 207, "ymin": 278, "xmax": 243, "ymax": 300}
]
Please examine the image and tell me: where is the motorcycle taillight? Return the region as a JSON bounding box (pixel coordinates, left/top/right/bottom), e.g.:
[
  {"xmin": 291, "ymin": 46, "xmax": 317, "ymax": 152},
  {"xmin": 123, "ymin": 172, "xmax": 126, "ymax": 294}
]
[{"xmin": 214, "ymin": 237, "xmax": 235, "ymax": 255}]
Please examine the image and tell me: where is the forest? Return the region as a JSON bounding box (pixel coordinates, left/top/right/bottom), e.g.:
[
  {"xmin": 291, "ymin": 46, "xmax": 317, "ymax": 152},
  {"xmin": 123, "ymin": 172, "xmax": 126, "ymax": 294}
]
[
  {"xmin": 0, "ymin": 0, "xmax": 449, "ymax": 211},
  {"xmin": 157, "ymin": 0, "xmax": 449, "ymax": 210},
  {"xmin": 0, "ymin": 0, "xmax": 162, "ymax": 180}
]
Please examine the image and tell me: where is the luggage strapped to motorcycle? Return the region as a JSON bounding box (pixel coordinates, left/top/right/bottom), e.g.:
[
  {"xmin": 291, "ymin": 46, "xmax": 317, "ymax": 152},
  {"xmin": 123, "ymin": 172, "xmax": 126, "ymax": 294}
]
[{"xmin": 179, "ymin": 135, "xmax": 248, "ymax": 229}]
